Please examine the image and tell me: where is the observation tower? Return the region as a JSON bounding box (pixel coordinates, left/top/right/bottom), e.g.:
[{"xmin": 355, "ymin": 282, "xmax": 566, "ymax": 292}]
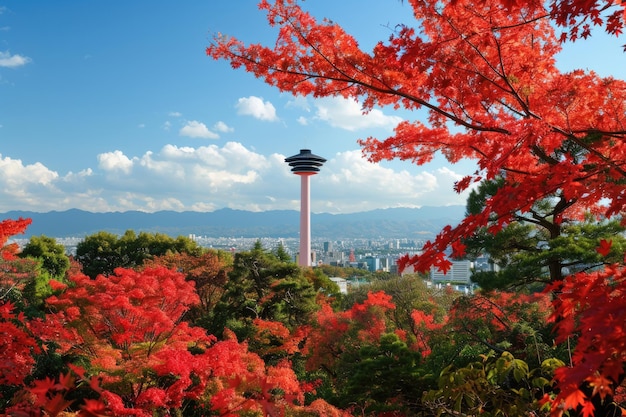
[{"xmin": 285, "ymin": 149, "xmax": 326, "ymax": 267}]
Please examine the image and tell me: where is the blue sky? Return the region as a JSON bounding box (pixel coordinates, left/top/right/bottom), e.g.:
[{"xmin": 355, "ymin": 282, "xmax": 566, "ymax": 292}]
[{"xmin": 0, "ymin": 1, "xmax": 624, "ymax": 214}]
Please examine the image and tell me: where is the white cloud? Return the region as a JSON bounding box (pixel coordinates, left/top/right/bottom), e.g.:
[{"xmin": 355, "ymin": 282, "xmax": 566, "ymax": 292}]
[
  {"xmin": 309, "ymin": 150, "xmax": 439, "ymax": 212},
  {"xmin": 95, "ymin": 142, "xmax": 273, "ymax": 195},
  {"xmin": 0, "ymin": 51, "xmax": 31, "ymax": 68},
  {"xmin": 179, "ymin": 120, "xmax": 219, "ymax": 139},
  {"xmin": 0, "ymin": 144, "xmax": 474, "ymax": 214},
  {"xmin": 286, "ymin": 96, "xmax": 311, "ymax": 111},
  {"xmin": 169, "ymin": 111, "xmax": 182, "ymax": 117},
  {"xmin": 0, "ymin": 155, "xmax": 63, "ymax": 212},
  {"xmin": 236, "ymin": 96, "xmax": 278, "ymax": 121},
  {"xmin": 0, "ymin": 156, "xmax": 58, "ymax": 187},
  {"xmin": 97, "ymin": 150, "xmax": 134, "ymax": 174},
  {"xmin": 313, "ymin": 97, "xmax": 403, "ymax": 131},
  {"xmin": 213, "ymin": 121, "xmax": 233, "ymax": 133}
]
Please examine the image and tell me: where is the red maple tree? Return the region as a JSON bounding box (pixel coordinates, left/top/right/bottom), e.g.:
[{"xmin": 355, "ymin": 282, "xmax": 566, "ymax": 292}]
[
  {"xmin": 207, "ymin": 1, "xmax": 626, "ymax": 415},
  {"xmin": 144, "ymin": 251, "xmax": 231, "ymax": 321},
  {"xmin": 0, "ymin": 301, "xmax": 40, "ymax": 387},
  {"xmin": 207, "ymin": 0, "xmax": 625, "ymax": 274},
  {"xmin": 0, "ymin": 218, "xmax": 351, "ymax": 416},
  {"xmin": 0, "ymin": 218, "xmax": 39, "ymax": 390}
]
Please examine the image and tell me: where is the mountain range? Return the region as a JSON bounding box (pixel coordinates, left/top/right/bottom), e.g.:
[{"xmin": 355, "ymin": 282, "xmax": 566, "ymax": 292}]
[{"xmin": 1, "ymin": 206, "xmax": 466, "ymax": 239}]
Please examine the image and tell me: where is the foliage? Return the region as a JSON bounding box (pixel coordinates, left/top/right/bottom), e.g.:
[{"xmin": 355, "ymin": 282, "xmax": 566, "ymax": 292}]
[
  {"xmin": 0, "ymin": 217, "xmax": 32, "ymax": 259},
  {"xmin": 464, "ymin": 178, "xmax": 626, "ymax": 290},
  {"xmin": 19, "ymin": 235, "xmax": 70, "ymax": 280},
  {"xmin": 27, "ymin": 267, "xmax": 207, "ymax": 412},
  {"xmin": 0, "ymin": 218, "xmax": 34, "ymax": 300},
  {"xmin": 6, "ymin": 365, "xmax": 111, "ymax": 417},
  {"xmin": 0, "ymin": 255, "xmax": 42, "ymax": 308},
  {"xmin": 335, "ymin": 332, "xmax": 424, "ymax": 415},
  {"xmin": 422, "ymin": 351, "xmax": 557, "ymax": 416},
  {"xmin": 316, "ymin": 264, "xmax": 371, "ymax": 279},
  {"xmin": 303, "ymin": 291, "xmax": 434, "ymax": 415},
  {"xmin": 208, "ymin": 2, "xmax": 626, "ymax": 414},
  {"xmin": 525, "ymin": 0, "xmax": 623, "ymax": 39},
  {"xmin": 0, "ymin": 300, "xmax": 40, "ymax": 388},
  {"xmin": 209, "ymin": 240, "xmax": 318, "ymax": 341},
  {"xmin": 302, "ymin": 267, "xmax": 341, "ymax": 296},
  {"xmin": 274, "ymin": 241, "xmax": 292, "ymax": 262},
  {"xmin": 340, "ymin": 274, "xmax": 455, "ymax": 332},
  {"xmin": 75, "ymin": 230, "xmax": 204, "ymax": 278},
  {"xmin": 144, "ymin": 250, "xmax": 233, "ymax": 323},
  {"xmin": 545, "ymin": 265, "xmax": 626, "ymax": 417},
  {"xmin": 9, "ymin": 264, "xmax": 342, "ymax": 416},
  {"xmin": 445, "ymin": 291, "xmax": 560, "ymax": 369}
]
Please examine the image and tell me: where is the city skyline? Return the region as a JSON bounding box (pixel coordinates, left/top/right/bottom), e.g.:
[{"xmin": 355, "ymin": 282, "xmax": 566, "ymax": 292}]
[{"xmin": 1, "ymin": 1, "xmax": 624, "ymax": 214}]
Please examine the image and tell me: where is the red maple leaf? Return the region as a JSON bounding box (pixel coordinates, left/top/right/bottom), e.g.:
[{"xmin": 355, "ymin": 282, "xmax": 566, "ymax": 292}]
[
  {"xmin": 451, "ymin": 240, "xmax": 467, "ymax": 258},
  {"xmin": 29, "ymin": 377, "xmax": 56, "ymax": 397},
  {"xmin": 563, "ymin": 389, "xmax": 587, "ymax": 412},
  {"xmin": 596, "ymin": 239, "xmax": 612, "ymax": 257}
]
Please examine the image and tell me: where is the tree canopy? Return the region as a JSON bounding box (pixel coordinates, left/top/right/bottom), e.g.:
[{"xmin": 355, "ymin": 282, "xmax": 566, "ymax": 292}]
[
  {"xmin": 463, "ymin": 178, "xmax": 626, "ymax": 290},
  {"xmin": 19, "ymin": 235, "xmax": 70, "ymax": 280},
  {"xmin": 207, "ymin": 0, "xmax": 626, "ymax": 414},
  {"xmin": 75, "ymin": 230, "xmax": 204, "ymax": 278}
]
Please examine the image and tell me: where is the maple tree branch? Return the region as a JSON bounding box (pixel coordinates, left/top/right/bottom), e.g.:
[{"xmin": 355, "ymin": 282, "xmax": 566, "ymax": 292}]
[
  {"xmin": 219, "ymin": 10, "xmax": 514, "ymax": 136},
  {"xmin": 491, "ymin": 12, "xmax": 551, "ymax": 31},
  {"xmin": 235, "ymin": 45, "xmax": 513, "ymax": 135},
  {"xmin": 569, "ymin": 134, "xmax": 626, "ymax": 178},
  {"xmin": 569, "ymin": 129, "xmax": 626, "ymax": 137},
  {"xmin": 493, "ymin": 33, "xmax": 533, "ymax": 116},
  {"xmin": 530, "ymin": 121, "xmax": 626, "ymax": 178},
  {"xmin": 440, "ymin": 4, "xmax": 533, "ymax": 118},
  {"xmin": 530, "ymin": 144, "xmax": 560, "ymax": 166}
]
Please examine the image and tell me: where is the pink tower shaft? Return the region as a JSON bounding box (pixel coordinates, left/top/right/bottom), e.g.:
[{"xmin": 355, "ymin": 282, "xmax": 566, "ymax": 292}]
[{"xmin": 298, "ymin": 173, "xmax": 313, "ymax": 267}]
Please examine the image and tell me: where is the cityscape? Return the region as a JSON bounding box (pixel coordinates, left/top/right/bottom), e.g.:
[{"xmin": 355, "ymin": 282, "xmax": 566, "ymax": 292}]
[
  {"xmin": 12, "ymin": 234, "xmax": 425, "ymax": 272},
  {"xmin": 11, "ymin": 232, "xmax": 483, "ymax": 295}
]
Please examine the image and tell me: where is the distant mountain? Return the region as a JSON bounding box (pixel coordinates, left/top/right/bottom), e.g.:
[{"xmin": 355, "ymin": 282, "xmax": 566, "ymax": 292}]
[{"xmin": 1, "ymin": 206, "xmax": 466, "ymax": 239}]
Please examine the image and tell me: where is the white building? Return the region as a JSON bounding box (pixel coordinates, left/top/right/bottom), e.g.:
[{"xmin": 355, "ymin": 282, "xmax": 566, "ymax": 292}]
[
  {"xmin": 329, "ymin": 277, "xmax": 348, "ymax": 294},
  {"xmin": 430, "ymin": 260, "xmax": 473, "ymax": 284}
]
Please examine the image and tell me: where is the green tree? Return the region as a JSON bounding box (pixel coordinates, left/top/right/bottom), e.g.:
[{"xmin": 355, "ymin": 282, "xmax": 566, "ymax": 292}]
[
  {"xmin": 422, "ymin": 351, "xmax": 557, "ymax": 417},
  {"xmin": 274, "ymin": 241, "xmax": 292, "ymax": 262},
  {"xmin": 75, "ymin": 231, "xmax": 121, "ymax": 278},
  {"xmin": 76, "ymin": 230, "xmax": 204, "ymax": 278},
  {"xmin": 209, "ymin": 240, "xmax": 317, "ymax": 341},
  {"xmin": 19, "ymin": 235, "xmax": 70, "ymax": 280},
  {"xmin": 463, "ymin": 178, "xmax": 626, "ymax": 290},
  {"xmin": 335, "ymin": 332, "xmax": 425, "ymax": 415},
  {"xmin": 303, "ymin": 267, "xmax": 341, "ymax": 295}
]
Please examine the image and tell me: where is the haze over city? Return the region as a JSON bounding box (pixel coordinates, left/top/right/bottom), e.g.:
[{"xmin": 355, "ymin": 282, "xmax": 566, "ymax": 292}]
[{"xmin": 1, "ymin": 1, "xmax": 624, "ymax": 215}]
